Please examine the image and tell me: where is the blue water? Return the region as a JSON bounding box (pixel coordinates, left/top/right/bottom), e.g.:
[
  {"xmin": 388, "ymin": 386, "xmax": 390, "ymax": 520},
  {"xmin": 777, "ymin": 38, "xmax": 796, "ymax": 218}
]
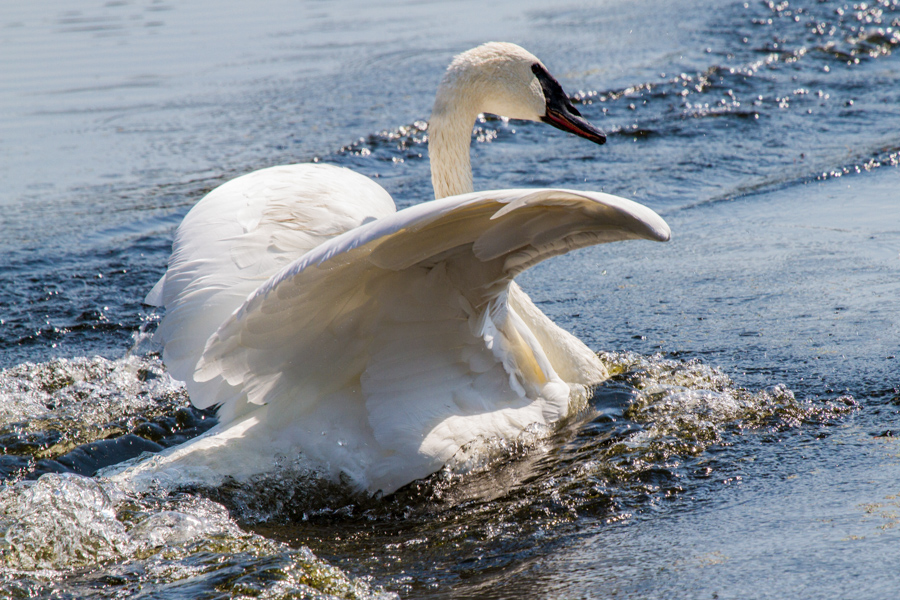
[{"xmin": 1, "ymin": 1, "xmax": 899, "ymax": 598}]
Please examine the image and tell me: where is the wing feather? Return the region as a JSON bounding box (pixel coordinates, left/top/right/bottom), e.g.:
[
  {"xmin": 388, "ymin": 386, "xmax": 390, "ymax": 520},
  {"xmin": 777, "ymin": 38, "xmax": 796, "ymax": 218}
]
[{"xmin": 188, "ymin": 188, "xmax": 669, "ymax": 491}]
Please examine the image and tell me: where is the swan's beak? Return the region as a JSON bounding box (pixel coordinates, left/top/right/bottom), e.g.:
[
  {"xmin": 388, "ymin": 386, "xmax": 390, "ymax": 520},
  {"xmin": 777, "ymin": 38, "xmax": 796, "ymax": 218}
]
[
  {"xmin": 542, "ymin": 102, "xmax": 607, "ymax": 145},
  {"xmin": 532, "ymin": 63, "xmax": 606, "ymax": 146}
]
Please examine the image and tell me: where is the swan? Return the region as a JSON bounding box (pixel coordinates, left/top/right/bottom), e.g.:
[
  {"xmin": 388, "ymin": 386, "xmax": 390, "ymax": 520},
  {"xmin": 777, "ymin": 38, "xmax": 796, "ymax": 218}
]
[{"xmin": 124, "ymin": 42, "xmax": 671, "ymax": 495}]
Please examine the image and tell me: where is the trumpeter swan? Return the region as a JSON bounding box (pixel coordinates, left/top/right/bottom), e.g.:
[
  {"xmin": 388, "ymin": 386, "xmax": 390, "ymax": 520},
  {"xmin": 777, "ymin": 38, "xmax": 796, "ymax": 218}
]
[{"xmin": 127, "ymin": 42, "xmax": 670, "ymax": 495}]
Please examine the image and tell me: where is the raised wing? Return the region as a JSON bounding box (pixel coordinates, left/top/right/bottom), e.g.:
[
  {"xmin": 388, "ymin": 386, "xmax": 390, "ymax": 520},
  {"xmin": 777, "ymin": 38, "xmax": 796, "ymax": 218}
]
[{"xmin": 192, "ymin": 188, "xmax": 669, "ymax": 492}]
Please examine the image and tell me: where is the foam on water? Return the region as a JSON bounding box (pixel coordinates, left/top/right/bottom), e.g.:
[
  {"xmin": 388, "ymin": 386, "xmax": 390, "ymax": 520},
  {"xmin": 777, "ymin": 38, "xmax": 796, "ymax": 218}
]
[
  {"xmin": 0, "ymin": 472, "xmax": 397, "ymax": 599},
  {"xmin": 0, "ymin": 354, "xmax": 174, "ymax": 428},
  {"xmin": 0, "ymin": 474, "xmax": 129, "ymax": 571},
  {"xmin": 0, "ymin": 352, "xmax": 217, "ymax": 482}
]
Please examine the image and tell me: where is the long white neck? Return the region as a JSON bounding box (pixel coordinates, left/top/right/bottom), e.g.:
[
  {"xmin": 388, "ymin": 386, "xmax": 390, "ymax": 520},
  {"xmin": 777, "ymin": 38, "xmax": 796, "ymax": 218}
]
[
  {"xmin": 428, "ymin": 74, "xmax": 484, "ymax": 200},
  {"xmin": 428, "ymin": 113, "xmax": 475, "ymax": 199},
  {"xmin": 428, "ymin": 102, "xmax": 479, "ymax": 200}
]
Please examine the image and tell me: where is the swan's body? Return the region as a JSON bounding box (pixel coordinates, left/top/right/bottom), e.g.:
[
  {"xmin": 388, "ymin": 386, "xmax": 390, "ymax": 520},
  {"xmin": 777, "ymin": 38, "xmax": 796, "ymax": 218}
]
[{"xmin": 124, "ymin": 43, "xmax": 670, "ymax": 494}]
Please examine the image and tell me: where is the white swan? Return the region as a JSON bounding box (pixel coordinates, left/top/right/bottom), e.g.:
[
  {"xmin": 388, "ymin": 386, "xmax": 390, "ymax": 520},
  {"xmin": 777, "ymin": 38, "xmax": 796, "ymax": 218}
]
[{"xmin": 128, "ymin": 42, "xmax": 670, "ymax": 495}]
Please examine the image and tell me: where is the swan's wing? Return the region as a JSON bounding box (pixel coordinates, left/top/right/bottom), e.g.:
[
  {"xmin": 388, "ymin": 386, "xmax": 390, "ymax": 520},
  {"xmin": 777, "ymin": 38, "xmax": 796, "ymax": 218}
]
[
  {"xmin": 193, "ymin": 188, "xmax": 669, "ymax": 491},
  {"xmin": 147, "ymin": 164, "xmax": 395, "ymax": 404}
]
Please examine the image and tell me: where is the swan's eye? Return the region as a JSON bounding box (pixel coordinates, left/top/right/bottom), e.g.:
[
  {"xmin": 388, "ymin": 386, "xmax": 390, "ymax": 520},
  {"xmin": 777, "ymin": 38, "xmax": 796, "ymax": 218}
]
[{"xmin": 531, "ymin": 63, "xmax": 562, "ymax": 103}]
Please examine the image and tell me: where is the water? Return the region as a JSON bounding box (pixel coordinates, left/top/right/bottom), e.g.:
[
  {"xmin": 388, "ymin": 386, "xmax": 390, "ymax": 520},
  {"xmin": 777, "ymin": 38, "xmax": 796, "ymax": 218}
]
[{"xmin": 1, "ymin": 0, "xmax": 899, "ymax": 597}]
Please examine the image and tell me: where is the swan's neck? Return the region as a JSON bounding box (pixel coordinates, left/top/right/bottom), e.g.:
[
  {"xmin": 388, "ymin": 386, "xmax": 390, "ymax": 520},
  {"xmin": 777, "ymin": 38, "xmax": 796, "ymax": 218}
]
[{"xmin": 428, "ymin": 91, "xmax": 479, "ymax": 199}]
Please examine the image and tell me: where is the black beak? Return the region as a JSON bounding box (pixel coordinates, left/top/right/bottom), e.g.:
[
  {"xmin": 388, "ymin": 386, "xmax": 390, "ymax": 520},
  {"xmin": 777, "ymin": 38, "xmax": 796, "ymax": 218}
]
[{"xmin": 532, "ymin": 63, "xmax": 606, "ymax": 146}]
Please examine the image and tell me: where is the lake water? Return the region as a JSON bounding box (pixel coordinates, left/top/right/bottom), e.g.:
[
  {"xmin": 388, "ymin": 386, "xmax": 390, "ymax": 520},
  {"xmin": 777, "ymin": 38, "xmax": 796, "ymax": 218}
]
[{"xmin": 1, "ymin": 0, "xmax": 899, "ymax": 598}]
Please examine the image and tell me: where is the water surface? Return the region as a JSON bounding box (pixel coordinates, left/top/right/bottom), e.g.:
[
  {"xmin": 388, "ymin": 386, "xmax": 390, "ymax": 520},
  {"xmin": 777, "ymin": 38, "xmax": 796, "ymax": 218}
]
[{"xmin": 1, "ymin": 1, "xmax": 899, "ymax": 598}]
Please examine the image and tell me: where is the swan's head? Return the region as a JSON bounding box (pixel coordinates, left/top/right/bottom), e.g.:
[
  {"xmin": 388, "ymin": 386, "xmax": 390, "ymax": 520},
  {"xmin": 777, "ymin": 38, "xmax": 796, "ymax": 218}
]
[{"xmin": 433, "ymin": 42, "xmax": 606, "ymax": 145}]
